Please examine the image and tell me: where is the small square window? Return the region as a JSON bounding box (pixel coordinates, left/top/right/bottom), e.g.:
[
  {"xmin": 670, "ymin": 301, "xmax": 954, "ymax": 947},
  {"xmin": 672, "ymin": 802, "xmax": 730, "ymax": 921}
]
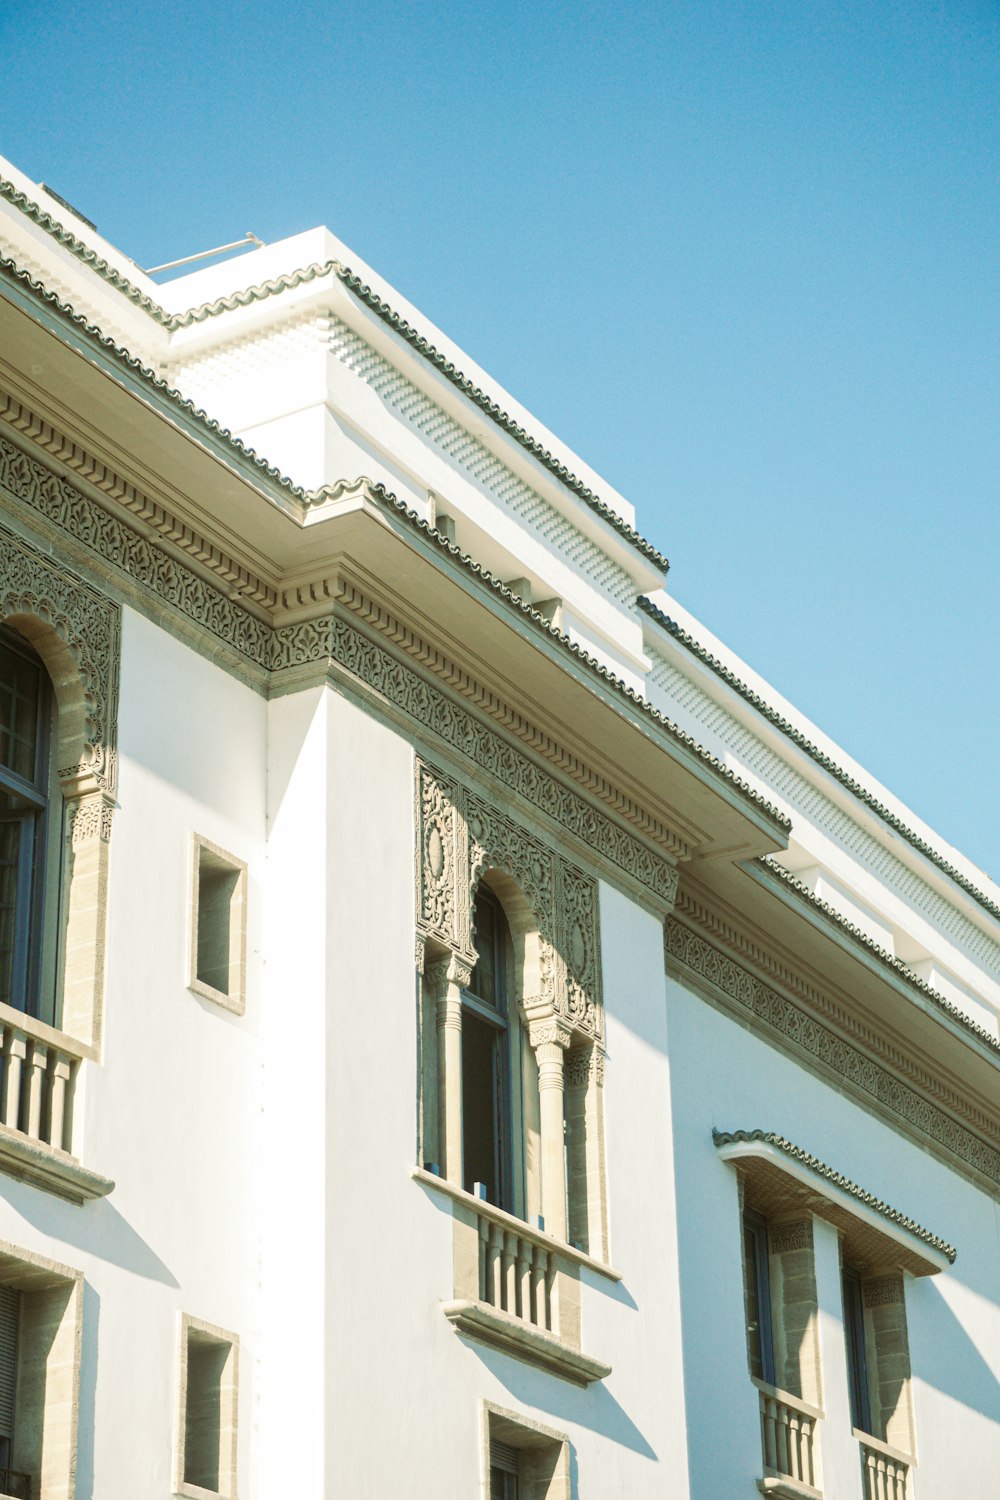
[
  {"xmin": 189, "ymin": 837, "xmax": 247, "ymax": 1015},
  {"xmin": 176, "ymin": 1315, "xmax": 238, "ymax": 1499}
]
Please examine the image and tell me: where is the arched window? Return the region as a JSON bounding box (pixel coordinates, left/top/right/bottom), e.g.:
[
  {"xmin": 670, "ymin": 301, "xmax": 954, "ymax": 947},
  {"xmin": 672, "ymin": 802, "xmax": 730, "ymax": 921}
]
[
  {"xmin": 0, "ymin": 626, "xmax": 61, "ymax": 1024},
  {"xmin": 462, "ymin": 886, "xmax": 516, "ymax": 1211}
]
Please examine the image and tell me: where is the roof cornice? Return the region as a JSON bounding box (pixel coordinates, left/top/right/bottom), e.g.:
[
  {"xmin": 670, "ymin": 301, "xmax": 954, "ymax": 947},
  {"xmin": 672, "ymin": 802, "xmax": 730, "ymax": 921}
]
[
  {"xmin": 0, "ymin": 175, "xmax": 667, "ymax": 573},
  {"xmin": 758, "ymin": 858, "xmax": 1000, "ymax": 1059},
  {"xmin": 641, "ymin": 595, "xmax": 1000, "ymax": 931}
]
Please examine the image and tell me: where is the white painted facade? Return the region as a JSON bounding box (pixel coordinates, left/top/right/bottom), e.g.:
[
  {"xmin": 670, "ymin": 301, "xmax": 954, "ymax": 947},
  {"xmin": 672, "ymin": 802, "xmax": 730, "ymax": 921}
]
[{"xmin": 0, "ymin": 156, "xmax": 998, "ymax": 1500}]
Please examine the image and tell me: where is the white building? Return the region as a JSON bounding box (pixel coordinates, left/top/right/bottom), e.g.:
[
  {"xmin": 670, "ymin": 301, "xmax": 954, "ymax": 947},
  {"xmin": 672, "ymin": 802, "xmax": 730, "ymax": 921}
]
[{"xmin": 0, "ymin": 155, "xmax": 998, "ymax": 1500}]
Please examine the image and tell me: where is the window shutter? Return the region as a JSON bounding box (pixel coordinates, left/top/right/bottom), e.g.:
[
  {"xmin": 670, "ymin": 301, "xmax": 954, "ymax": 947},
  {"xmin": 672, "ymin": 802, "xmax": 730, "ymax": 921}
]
[
  {"xmin": 489, "ymin": 1439, "xmax": 520, "ymax": 1474},
  {"xmin": 0, "ymin": 1284, "xmax": 20, "ymax": 1440}
]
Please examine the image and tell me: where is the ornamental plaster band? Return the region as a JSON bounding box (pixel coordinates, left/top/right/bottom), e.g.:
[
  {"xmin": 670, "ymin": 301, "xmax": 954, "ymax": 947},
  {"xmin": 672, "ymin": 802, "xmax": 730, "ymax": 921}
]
[
  {"xmin": 666, "ymin": 911, "xmax": 1000, "ymax": 1195},
  {"xmin": 0, "ymin": 423, "xmax": 683, "ymax": 909},
  {"xmin": 0, "ymin": 519, "xmax": 119, "ymax": 1056}
]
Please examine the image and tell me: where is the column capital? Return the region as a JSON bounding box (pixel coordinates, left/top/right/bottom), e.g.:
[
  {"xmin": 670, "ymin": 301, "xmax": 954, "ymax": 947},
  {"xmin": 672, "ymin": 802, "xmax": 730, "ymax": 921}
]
[{"xmin": 528, "ymin": 1018, "xmax": 572, "ymax": 1052}]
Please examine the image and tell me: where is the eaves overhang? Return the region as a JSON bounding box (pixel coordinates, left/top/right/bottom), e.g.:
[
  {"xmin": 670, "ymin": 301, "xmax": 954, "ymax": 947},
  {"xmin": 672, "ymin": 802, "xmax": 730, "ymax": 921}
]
[
  {"xmin": 713, "ymin": 1128, "xmax": 954, "ymax": 1276},
  {"xmin": 641, "ymin": 595, "xmax": 1000, "ymax": 937},
  {"xmin": 0, "ymin": 177, "xmax": 669, "ymax": 588},
  {"xmin": 0, "ymin": 257, "xmax": 791, "ymax": 872},
  {"xmin": 686, "ymin": 854, "xmax": 1000, "ymax": 1114}
]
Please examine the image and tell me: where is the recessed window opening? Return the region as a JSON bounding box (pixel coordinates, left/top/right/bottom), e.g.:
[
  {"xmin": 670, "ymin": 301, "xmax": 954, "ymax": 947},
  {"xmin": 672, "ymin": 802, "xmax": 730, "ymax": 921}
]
[
  {"xmin": 463, "ymin": 885, "xmax": 515, "ymax": 1212},
  {"xmin": 190, "ymin": 836, "xmax": 247, "ymax": 1014},
  {"xmin": 0, "ymin": 1284, "xmax": 25, "ymax": 1498},
  {"xmin": 742, "ymin": 1209, "xmax": 775, "ymax": 1384},
  {"xmin": 0, "ymin": 626, "xmax": 61, "ymax": 1027},
  {"xmin": 180, "ymin": 1318, "xmax": 238, "ymax": 1497},
  {"xmin": 490, "ymin": 1438, "xmax": 519, "ymax": 1500}
]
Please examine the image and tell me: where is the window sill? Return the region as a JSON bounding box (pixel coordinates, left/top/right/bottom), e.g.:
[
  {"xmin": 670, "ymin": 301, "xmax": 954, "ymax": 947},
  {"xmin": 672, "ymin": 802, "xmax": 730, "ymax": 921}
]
[
  {"xmin": 757, "ymin": 1478, "xmax": 823, "ymax": 1500},
  {"xmin": 0, "ymin": 1122, "xmax": 113, "ymax": 1203},
  {"xmin": 411, "ymin": 1166, "xmax": 621, "ymax": 1281},
  {"xmin": 852, "ymin": 1429, "xmax": 913, "ymax": 1466},
  {"xmin": 188, "ymin": 978, "xmax": 245, "ymax": 1017},
  {"xmin": 174, "ymin": 1483, "xmax": 235, "ymax": 1500},
  {"xmin": 443, "ymin": 1298, "xmax": 611, "ymax": 1387}
]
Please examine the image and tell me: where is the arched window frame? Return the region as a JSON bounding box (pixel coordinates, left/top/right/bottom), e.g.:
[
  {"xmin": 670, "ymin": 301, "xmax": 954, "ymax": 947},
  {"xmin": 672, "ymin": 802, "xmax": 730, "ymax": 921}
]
[
  {"xmin": 0, "ymin": 522, "xmax": 121, "ymax": 1054},
  {"xmin": 416, "ymin": 759, "xmax": 608, "ymax": 1260}
]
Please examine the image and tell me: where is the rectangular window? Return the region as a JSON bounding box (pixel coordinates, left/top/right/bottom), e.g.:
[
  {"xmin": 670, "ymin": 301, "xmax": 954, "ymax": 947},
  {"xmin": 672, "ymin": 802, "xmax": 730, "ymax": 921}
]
[
  {"xmin": 177, "ymin": 1316, "xmax": 238, "ymax": 1498},
  {"xmin": 482, "ymin": 1404, "xmax": 569, "ymax": 1500},
  {"xmin": 490, "ymin": 1439, "xmax": 519, "ymax": 1500},
  {"xmin": 742, "ymin": 1210, "xmax": 775, "ymax": 1384},
  {"xmin": 189, "ymin": 837, "xmax": 247, "ymax": 1015},
  {"xmin": 842, "ymin": 1266, "xmax": 873, "ymax": 1435}
]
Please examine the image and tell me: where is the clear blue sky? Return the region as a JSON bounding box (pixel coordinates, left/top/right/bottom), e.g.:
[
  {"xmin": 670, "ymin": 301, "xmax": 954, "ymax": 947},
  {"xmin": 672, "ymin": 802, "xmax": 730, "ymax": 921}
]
[{"xmin": 2, "ymin": 1, "xmax": 998, "ymax": 872}]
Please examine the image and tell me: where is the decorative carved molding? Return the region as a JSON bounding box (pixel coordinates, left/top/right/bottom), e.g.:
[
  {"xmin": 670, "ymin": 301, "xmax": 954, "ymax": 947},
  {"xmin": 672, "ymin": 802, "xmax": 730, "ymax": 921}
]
[
  {"xmin": 528, "ymin": 1020, "xmax": 573, "ymax": 1051},
  {"xmin": 0, "ymin": 518, "xmax": 120, "ymax": 795},
  {"xmin": 863, "ymin": 1275, "xmax": 904, "ymax": 1308},
  {"xmin": 69, "ymin": 792, "xmax": 115, "ymax": 846},
  {"xmin": 676, "ymin": 888, "xmax": 1000, "ymax": 1149},
  {"xmin": 336, "ymin": 621, "xmax": 679, "ymax": 910},
  {"xmin": 416, "ymin": 759, "xmax": 604, "ymax": 1045},
  {"xmin": 769, "ymin": 1220, "xmax": 812, "ymax": 1255},
  {"xmin": 0, "ymin": 429, "xmax": 682, "ymax": 907},
  {"xmin": 666, "ymin": 913, "xmax": 1000, "ymax": 1193}
]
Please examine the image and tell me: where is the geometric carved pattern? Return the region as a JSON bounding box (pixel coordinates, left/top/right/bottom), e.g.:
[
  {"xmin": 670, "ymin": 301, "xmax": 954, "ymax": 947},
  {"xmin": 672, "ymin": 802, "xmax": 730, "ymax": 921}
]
[
  {"xmin": 666, "ymin": 913, "xmax": 1000, "ymax": 1194},
  {"xmin": 863, "ymin": 1275, "xmax": 904, "ymax": 1308},
  {"xmin": 0, "ymin": 431, "xmax": 680, "ymax": 909},
  {"xmin": 416, "ymin": 759, "xmax": 603, "ymax": 1044},
  {"xmin": 768, "ymin": 1220, "xmax": 812, "ymax": 1255},
  {"xmin": 0, "ymin": 516, "xmax": 120, "ymax": 794},
  {"xmin": 335, "ymin": 619, "xmax": 679, "ymax": 911}
]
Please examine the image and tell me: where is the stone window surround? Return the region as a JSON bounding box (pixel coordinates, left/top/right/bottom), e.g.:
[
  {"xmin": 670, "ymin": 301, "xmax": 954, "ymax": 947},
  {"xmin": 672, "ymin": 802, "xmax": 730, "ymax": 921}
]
[
  {"xmin": 479, "ymin": 1400, "xmax": 571, "ymax": 1500},
  {"xmin": 173, "ymin": 1313, "xmax": 239, "ymax": 1500},
  {"xmin": 0, "ymin": 522, "xmax": 119, "ymax": 1201},
  {"xmin": 187, "ymin": 834, "xmax": 248, "ymax": 1017},
  {"xmin": 0, "ymin": 1237, "xmax": 84, "ymax": 1500},
  {"xmin": 415, "ymin": 757, "xmax": 608, "ymax": 1258},
  {"xmin": 721, "ymin": 1134, "xmax": 924, "ymax": 1494}
]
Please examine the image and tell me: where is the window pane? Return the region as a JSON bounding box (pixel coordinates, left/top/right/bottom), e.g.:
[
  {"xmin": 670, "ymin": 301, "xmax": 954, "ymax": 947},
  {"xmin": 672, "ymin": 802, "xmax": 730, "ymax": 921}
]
[
  {"xmin": 0, "ymin": 641, "xmax": 41, "ymax": 785},
  {"xmin": 471, "ymin": 891, "xmax": 499, "ymax": 1006},
  {"xmin": 843, "ymin": 1269, "xmax": 873, "ymax": 1434},
  {"xmin": 462, "ymin": 1010, "xmax": 501, "ymax": 1203},
  {"xmin": 0, "ymin": 796, "xmax": 36, "ymax": 1011}
]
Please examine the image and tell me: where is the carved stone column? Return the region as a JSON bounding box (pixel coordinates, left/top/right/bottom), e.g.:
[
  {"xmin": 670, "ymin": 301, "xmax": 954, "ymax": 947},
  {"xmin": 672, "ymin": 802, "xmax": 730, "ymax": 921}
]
[
  {"xmin": 565, "ymin": 1044, "xmax": 608, "ymax": 1260},
  {"xmin": 530, "ymin": 1019, "xmax": 572, "ymax": 1242},
  {"xmin": 429, "ymin": 953, "xmax": 472, "ymax": 1186}
]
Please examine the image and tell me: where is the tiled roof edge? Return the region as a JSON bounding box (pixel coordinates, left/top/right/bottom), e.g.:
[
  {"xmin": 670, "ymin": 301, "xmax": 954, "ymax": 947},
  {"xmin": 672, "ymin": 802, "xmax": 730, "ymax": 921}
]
[
  {"xmin": 354, "ymin": 478, "xmax": 789, "ymax": 834},
  {"xmin": 0, "ymin": 256, "xmax": 322, "ymax": 499},
  {"xmin": 712, "ymin": 1127, "xmax": 956, "ymax": 1263},
  {"xmin": 0, "ymin": 175, "xmax": 669, "ymax": 573},
  {"xmin": 761, "ymin": 859, "xmax": 1000, "ymax": 1057},
  {"xmin": 333, "ymin": 265, "xmax": 670, "ymax": 574},
  {"xmin": 0, "ymin": 174, "xmax": 168, "ymax": 323},
  {"xmin": 640, "ymin": 596, "xmax": 1000, "ymax": 928},
  {"xmin": 0, "ymin": 255, "xmax": 790, "ymax": 836}
]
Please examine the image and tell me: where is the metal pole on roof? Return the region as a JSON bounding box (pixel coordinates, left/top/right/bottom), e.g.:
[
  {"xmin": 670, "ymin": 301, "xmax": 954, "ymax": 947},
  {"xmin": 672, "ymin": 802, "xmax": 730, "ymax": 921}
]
[{"xmin": 145, "ymin": 232, "xmax": 265, "ymax": 275}]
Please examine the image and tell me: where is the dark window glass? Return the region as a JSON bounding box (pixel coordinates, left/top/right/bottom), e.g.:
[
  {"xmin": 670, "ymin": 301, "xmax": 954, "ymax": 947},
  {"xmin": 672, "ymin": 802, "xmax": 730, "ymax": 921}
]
[
  {"xmin": 742, "ymin": 1210, "xmax": 776, "ymax": 1384},
  {"xmin": 0, "ymin": 630, "xmax": 51, "ymax": 1017},
  {"xmin": 463, "ymin": 888, "xmax": 513, "ymax": 1210},
  {"xmin": 490, "ymin": 1469, "xmax": 517, "ymax": 1500},
  {"xmin": 842, "ymin": 1267, "xmax": 873, "ymax": 1435}
]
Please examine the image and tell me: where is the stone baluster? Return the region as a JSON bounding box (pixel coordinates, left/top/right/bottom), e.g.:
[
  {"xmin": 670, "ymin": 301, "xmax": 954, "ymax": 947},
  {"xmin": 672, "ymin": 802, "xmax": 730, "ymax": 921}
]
[
  {"xmin": 502, "ymin": 1230, "xmax": 518, "ymax": 1315},
  {"xmin": 2, "ymin": 1031, "xmax": 26, "ymax": 1132},
  {"xmin": 516, "ymin": 1236, "xmax": 533, "ymax": 1320},
  {"xmin": 49, "ymin": 1055, "xmax": 73, "ymax": 1152},
  {"xmin": 25, "ymin": 1043, "xmax": 48, "ymax": 1141}
]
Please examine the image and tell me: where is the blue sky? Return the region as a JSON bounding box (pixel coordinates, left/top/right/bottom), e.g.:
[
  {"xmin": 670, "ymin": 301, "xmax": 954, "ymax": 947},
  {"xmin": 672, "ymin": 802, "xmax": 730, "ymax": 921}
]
[{"xmin": 2, "ymin": 1, "xmax": 998, "ymax": 871}]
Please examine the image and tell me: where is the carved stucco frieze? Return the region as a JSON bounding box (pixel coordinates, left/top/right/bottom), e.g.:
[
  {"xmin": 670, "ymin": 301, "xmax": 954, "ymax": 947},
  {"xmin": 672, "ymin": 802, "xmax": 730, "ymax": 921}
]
[
  {"xmin": 863, "ymin": 1274, "xmax": 904, "ymax": 1308},
  {"xmin": 665, "ymin": 912, "xmax": 1000, "ymax": 1193},
  {"xmin": 415, "ymin": 758, "xmax": 603, "ymax": 1045},
  {"xmin": 0, "ymin": 519, "xmax": 120, "ymax": 795},
  {"xmin": 0, "ymin": 430, "xmax": 681, "ymax": 908}
]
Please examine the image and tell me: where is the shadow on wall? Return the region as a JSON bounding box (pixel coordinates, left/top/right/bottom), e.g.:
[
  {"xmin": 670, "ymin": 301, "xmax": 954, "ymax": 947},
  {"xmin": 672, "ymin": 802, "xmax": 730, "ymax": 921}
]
[
  {"xmin": 460, "ymin": 1340, "xmax": 658, "ymax": 1461},
  {"xmin": 75, "ymin": 1281, "xmax": 100, "ymax": 1500},
  {"xmin": 8, "ymin": 1186, "xmax": 179, "ymax": 1287},
  {"xmin": 912, "ymin": 1275, "xmax": 1000, "ymax": 1428}
]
